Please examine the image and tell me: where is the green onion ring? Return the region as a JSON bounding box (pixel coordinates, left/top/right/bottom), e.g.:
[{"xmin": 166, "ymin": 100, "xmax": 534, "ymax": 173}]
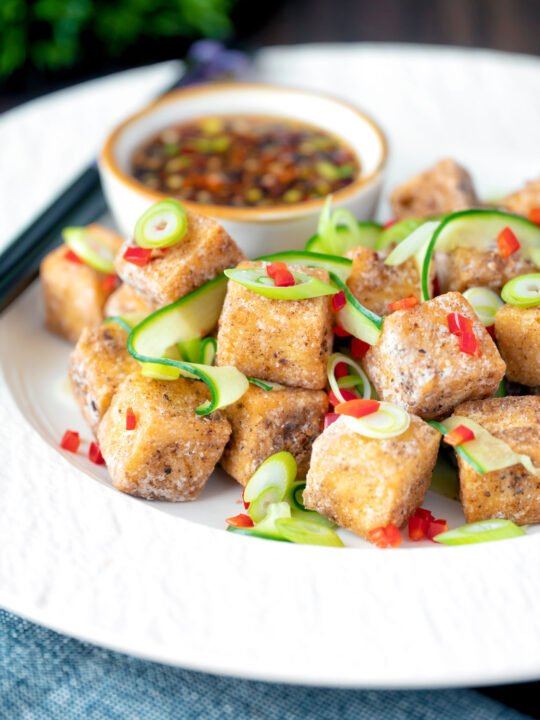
[
  {"xmin": 433, "ymin": 519, "xmax": 526, "ymax": 545},
  {"xmin": 501, "ymin": 274, "xmax": 540, "ymax": 307},
  {"xmin": 134, "ymin": 198, "xmax": 188, "ymax": 249},
  {"xmin": 327, "ymin": 352, "xmax": 371, "ymax": 402},
  {"xmin": 341, "ymin": 402, "xmax": 410, "ymax": 439},
  {"xmin": 463, "ymin": 287, "xmax": 503, "ymax": 325},
  {"xmin": 225, "ymin": 267, "xmax": 337, "ymax": 300},
  {"xmin": 63, "ymin": 227, "xmax": 116, "ymax": 274}
]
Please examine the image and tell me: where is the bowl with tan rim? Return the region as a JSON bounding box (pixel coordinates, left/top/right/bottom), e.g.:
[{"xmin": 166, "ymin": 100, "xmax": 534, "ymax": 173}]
[{"xmin": 99, "ymin": 83, "xmax": 388, "ymax": 257}]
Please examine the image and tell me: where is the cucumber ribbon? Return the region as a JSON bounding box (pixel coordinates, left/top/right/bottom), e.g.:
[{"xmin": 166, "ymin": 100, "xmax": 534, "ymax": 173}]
[
  {"xmin": 329, "ymin": 272, "xmax": 383, "ymax": 346},
  {"xmin": 305, "ymin": 196, "xmax": 382, "ymax": 255},
  {"xmin": 228, "ymin": 452, "xmax": 343, "ymax": 546},
  {"xmin": 127, "ymin": 275, "xmax": 248, "ymax": 415},
  {"xmin": 224, "ymin": 267, "xmax": 338, "ymax": 300},
  {"xmin": 429, "ymin": 416, "xmax": 540, "ymax": 477}
]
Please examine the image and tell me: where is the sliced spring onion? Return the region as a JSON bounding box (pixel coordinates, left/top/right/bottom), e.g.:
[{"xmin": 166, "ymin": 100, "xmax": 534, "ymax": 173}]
[
  {"xmin": 501, "ymin": 273, "xmax": 540, "ymax": 307},
  {"xmin": 329, "ymin": 272, "xmax": 383, "ymax": 346},
  {"xmin": 134, "ymin": 198, "xmax": 188, "ymax": 249},
  {"xmin": 433, "ymin": 519, "xmax": 526, "ymax": 545},
  {"xmin": 63, "ymin": 227, "xmax": 116, "ymax": 274},
  {"xmin": 374, "ymin": 217, "xmax": 426, "ymax": 252},
  {"xmin": 243, "ymin": 452, "xmax": 297, "ymax": 504},
  {"xmin": 252, "ymin": 501, "xmax": 292, "ymax": 538},
  {"xmin": 248, "ymin": 486, "xmax": 286, "ymax": 523},
  {"xmin": 128, "ymin": 275, "xmax": 248, "ymax": 414},
  {"xmin": 255, "ymin": 250, "xmax": 352, "ymax": 282},
  {"xmin": 247, "ymin": 378, "xmax": 286, "ymax": 391},
  {"xmin": 274, "ymin": 517, "xmax": 344, "ymax": 547},
  {"xmin": 494, "ymin": 377, "xmax": 507, "ymax": 398},
  {"xmin": 286, "ymin": 481, "xmax": 337, "ymax": 528},
  {"xmin": 430, "ymin": 416, "xmax": 540, "ymax": 476},
  {"xmin": 463, "ymin": 287, "xmax": 503, "ymax": 325},
  {"xmin": 306, "ymin": 197, "xmax": 381, "ymax": 255},
  {"xmin": 384, "ymin": 221, "xmax": 439, "ymax": 267},
  {"xmin": 341, "ymin": 402, "xmax": 410, "ymax": 439},
  {"xmin": 327, "ymin": 352, "xmax": 371, "ymax": 403},
  {"xmin": 104, "ymin": 313, "xmax": 147, "ymax": 332},
  {"xmin": 224, "ymin": 267, "xmax": 337, "ymax": 300}
]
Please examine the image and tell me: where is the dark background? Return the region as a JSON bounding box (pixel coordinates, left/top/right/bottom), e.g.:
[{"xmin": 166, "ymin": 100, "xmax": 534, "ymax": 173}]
[{"xmin": 2, "ymin": 0, "xmax": 540, "ymax": 715}]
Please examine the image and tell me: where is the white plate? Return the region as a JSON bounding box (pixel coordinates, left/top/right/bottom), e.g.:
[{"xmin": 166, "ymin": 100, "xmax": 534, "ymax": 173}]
[{"xmin": 1, "ymin": 45, "xmax": 540, "ymax": 688}]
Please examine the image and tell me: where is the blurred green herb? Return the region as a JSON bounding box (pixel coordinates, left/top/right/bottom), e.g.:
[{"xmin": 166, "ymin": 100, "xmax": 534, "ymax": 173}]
[{"xmin": 0, "ymin": 0, "xmax": 237, "ymax": 78}]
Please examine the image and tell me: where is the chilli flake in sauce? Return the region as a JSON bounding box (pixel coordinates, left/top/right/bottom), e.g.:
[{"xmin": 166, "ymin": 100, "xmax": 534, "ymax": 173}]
[{"xmin": 131, "ymin": 115, "xmax": 360, "ymax": 208}]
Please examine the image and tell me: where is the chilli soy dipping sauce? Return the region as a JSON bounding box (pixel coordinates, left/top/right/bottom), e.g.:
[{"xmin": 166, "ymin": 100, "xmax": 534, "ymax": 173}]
[{"xmin": 131, "ymin": 115, "xmax": 360, "ymax": 207}]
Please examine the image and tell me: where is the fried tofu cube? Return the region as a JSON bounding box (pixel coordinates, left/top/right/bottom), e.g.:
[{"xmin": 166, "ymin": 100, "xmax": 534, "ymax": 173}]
[
  {"xmin": 304, "ymin": 414, "xmax": 440, "ymax": 539},
  {"xmin": 98, "ymin": 373, "xmax": 231, "ymax": 501},
  {"xmin": 437, "ymin": 247, "xmax": 534, "ymax": 294},
  {"xmin": 495, "ymin": 303, "xmax": 540, "ymax": 386},
  {"xmin": 221, "ymin": 384, "xmax": 328, "ymax": 486},
  {"xmin": 69, "ymin": 323, "xmax": 139, "ymax": 434},
  {"xmin": 501, "ymin": 177, "xmax": 540, "ymax": 217},
  {"xmin": 362, "ymin": 292, "xmax": 506, "ymax": 419},
  {"xmin": 346, "ymin": 246, "xmax": 430, "ymax": 316},
  {"xmin": 390, "ymin": 159, "xmax": 478, "ymax": 220},
  {"xmin": 454, "ymin": 397, "xmax": 540, "ymax": 524},
  {"xmin": 40, "ymin": 224, "xmax": 124, "ymax": 343},
  {"xmin": 104, "ymin": 282, "xmax": 158, "ymax": 318},
  {"xmin": 114, "ymin": 209, "xmax": 245, "ymax": 306},
  {"xmin": 216, "ymin": 262, "xmax": 333, "ymax": 390}
]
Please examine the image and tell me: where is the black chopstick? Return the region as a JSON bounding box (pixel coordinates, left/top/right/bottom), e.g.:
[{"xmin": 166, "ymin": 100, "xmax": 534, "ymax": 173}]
[{"xmin": 0, "ymin": 41, "xmax": 247, "ymax": 313}]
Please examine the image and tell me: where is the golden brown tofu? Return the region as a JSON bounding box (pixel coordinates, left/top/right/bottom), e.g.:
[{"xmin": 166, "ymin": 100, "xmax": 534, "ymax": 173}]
[
  {"xmin": 362, "ymin": 292, "xmax": 505, "ymax": 419},
  {"xmin": 216, "ymin": 262, "xmax": 333, "ymax": 390},
  {"xmin": 501, "ymin": 177, "xmax": 540, "ymax": 216},
  {"xmin": 69, "ymin": 323, "xmax": 139, "ymax": 434},
  {"xmin": 304, "ymin": 414, "xmax": 440, "ymax": 540},
  {"xmin": 41, "ymin": 234, "xmax": 122, "ymax": 343},
  {"xmin": 495, "ymin": 303, "xmax": 540, "ymax": 386},
  {"xmin": 98, "ymin": 373, "xmax": 231, "ymax": 501},
  {"xmin": 453, "ymin": 397, "xmax": 540, "ymax": 525},
  {"xmin": 390, "ymin": 159, "xmax": 478, "ymax": 220},
  {"xmin": 221, "ymin": 384, "xmax": 328, "ymax": 486},
  {"xmin": 436, "ymin": 247, "xmax": 534, "ymax": 294},
  {"xmin": 346, "ymin": 246, "xmax": 430, "ymax": 316},
  {"xmin": 114, "ymin": 208, "xmax": 245, "ymax": 306},
  {"xmin": 104, "ymin": 283, "xmax": 158, "ymax": 318}
]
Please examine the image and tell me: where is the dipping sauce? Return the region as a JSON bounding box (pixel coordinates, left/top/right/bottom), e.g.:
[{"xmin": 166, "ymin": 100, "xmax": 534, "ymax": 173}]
[{"xmin": 131, "ymin": 115, "xmax": 360, "ymax": 208}]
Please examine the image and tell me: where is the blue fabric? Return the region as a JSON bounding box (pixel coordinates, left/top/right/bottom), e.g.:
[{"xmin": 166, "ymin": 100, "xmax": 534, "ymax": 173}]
[{"xmin": 0, "ymin": 609, "xmax": 531, "ymax": 720}]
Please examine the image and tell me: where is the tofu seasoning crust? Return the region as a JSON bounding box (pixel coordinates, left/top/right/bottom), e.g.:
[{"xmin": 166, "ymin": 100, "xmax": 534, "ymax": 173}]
[
  {"xmin": 304, "ymin": 414, "xmax": 440, "ymax": 539},
  {"xmin": 98, "ymin": 374, "xmax": 231, "ymax": 501},
  {"xmin": 216, "ymin": 261, "xmax": 333, "ymax": 390},
  {"xmin": 453, "ymin": 397, "xmax": 540, "ymax": 525},
  {"xmin": 362, "ymin": 292, "xmax": 505, "ymax": 419}
]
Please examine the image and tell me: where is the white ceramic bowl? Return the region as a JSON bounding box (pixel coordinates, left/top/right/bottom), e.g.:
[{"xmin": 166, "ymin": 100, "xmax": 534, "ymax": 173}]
[{"xmin": 99, "ymin": 83, "xmax": 387, "ymax": 257}]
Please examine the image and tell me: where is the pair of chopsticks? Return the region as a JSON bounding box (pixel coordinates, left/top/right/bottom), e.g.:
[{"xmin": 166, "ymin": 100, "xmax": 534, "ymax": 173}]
[{"xmin": 0, "ymin": 41, "xmax": 248, "ymax": 313}]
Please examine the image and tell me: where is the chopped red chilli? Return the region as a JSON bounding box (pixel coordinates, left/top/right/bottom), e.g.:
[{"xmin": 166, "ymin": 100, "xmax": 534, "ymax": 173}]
[
  {"xmin": 497, "ymin": 226, "xmax": 520, "ymax": 258},
  {"xmin": 529, "ymin": 208, "xmax": 540, "ymax": 227},
  {"xmin": 427, "ymin": 519, "xmax": 449, "ymax": 541},
  {"xmin": 123, "ymin": 246, "xmax": 153, "ymax": 266},
  {"xmin": 273, "ymin": 268, "xmax": 295, "ymax": 287},
  {"xmin": 387, "ymin": 295, "xmax": 418, "ymax": 312},
  {"xmin": 323, "ymin": 412, "xmax": 340, "ymax": 430},
  {"xmin": 226, "ymin": 513, "xmax": 254, "ymax": 528},
  {"xmin": 408, "ymin": 516, "xmax": 429, "ymax": 541},
  {"xmin": 447, "ymin": 312, "xmax": 473, "ymax": 336},
  {"xmin": 333, "ymin": 324, "xmax": 351, "ymax": 338},
  {"xmin": 334, "ymin": 361, "xmax": 349, "ymax": 380},
  {"xmin": 350, "ymin": 337, "xmax": 370, "ymax": 359},
  {"xmin": 101, "ymin": 274, "xmax": 119, "ymax": 293},
  {"xmin": 328, "ymin": 389, "xmax": 357, "ymax": 407},
  {"xmin": 88, "ymin": 441, "xmax": 105, "ymax": 465},
  {"xmin": 443, "ymin": 424, "xmax": 475, "ymax": 447},
  {"xmin": 266, "ymin": 261, "xmax": 288, "ymax": 278},
  {"xmin": 126, "ymin": 407, "xmax": 137, "ymax": 430},
  {"xmin": 369, "ymin": 524, "xmax": 402, "ymax": 548},
  {"xmin": 331, "ymin": 290, "xmax": 347, "ymax": 312},
  {"xmin": 65, "ymin": 249, "xmax": 83, "ymax": 264},
  {"xmin": 459, "ymin": 331, "xmax": 481, "ymax": 357},
  {"xmin": 60, "ymin": 430, "xmax": 80, "ymax": 453},
  {"xmin": 335, "ymin": 398, "xmax": 380, "ymax": 418},
  {"xmin": 242, "ymin": 487, "xmax": 250, "ymax": 510}
]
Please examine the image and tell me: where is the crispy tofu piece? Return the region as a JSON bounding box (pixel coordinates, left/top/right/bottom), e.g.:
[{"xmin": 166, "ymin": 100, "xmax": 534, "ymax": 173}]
[
  {"xmin": 69, "ymin": 323, "xmax": 139, "ymax": 434},
  {"xmin": 437, "ymin": 247, "xmax": 534, "ymax": 294},
  {"xmin": 221, "ymin": 384, "xmax": 328, "ymax": 486},
  {"xmin": 304, "ymin": 414, "xmax": 440, "ymax": 539},
  {"xmin": 362, "ymin": 292, "xmax": 505, "ymax": 419},
  {"xmin": 41, "ymin": 225, "xmax": 123, "ymax": 343},
  {"xmin": 216, "ymin": 261, "xmax": 333, "ymax": 390},
  {"xmin": 501, "ymin": 178, "xmax": 540, "ymax": 216},
  {"xmin": 454, "ymin": 397, "xmax": 540, "ymax": 524},
  {"xmin": 390, "ymin": 159, "xmax": 478, "ymax": 220},
  {"xmin": 346, "ymin": 246, "xmax": 430, "ymax": 315},
  {"xmin": 495, "ymin": 303, "xmax": 540, "ymax": 386},
  {"xmin": 114, "ymin": 209, "xmax": 245, "ymax": 306},
  {"xmin": 104, "ymin": 283, "xmax": 158, "ymax": 318},
  {"xmin": 98, "ymin": 373, "xmax": 231, "ymax": 501}
]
